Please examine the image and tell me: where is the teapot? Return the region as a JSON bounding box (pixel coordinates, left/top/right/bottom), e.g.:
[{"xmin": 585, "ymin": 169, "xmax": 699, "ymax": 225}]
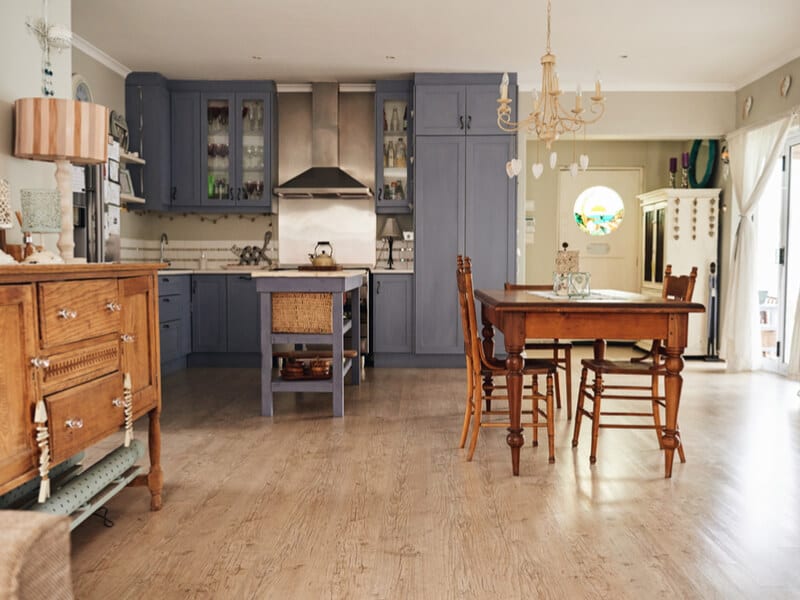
[{"xmin": 308, "ymin": 241, "xmax": 335, "ymax": 267}]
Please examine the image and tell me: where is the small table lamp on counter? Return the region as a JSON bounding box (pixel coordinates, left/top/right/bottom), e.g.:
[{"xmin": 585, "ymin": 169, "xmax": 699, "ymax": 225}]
[
  {"xmin": 20, "ymin": 189, "xmax": 62, "ymax": 264},
  {"xmin": 381, "ymin": 217, "xmax": 402, "ymax": 270},
  {"xmin": 14, "ymin": 97, "xmax": 108, "ymax": 262}
]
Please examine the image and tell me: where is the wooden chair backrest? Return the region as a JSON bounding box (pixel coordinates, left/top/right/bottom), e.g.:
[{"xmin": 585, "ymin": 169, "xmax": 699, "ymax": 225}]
[
  {"xmin": 661, "ymin": 264, "xmax": 698, "ymax": 301},
  {"xmin": 456, "ymin": 256, "xmax": 473, "ymax": 367}
]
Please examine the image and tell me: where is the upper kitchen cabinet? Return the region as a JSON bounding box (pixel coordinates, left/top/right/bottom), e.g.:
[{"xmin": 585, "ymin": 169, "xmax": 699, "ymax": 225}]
[
  {"xmin": 414, "ymin": 73, "xmax": 517, "ymax": 136},
  {"xmin": 126, "ymin": 75, "xmax": 277, "ymax": 213},
  {"xmin": 125, "ymin": 73, "xmax": 171, "ymax": 210},
  {"xmin": 375, "ymin": 80, "xmax": 413, "ymax": 214}
]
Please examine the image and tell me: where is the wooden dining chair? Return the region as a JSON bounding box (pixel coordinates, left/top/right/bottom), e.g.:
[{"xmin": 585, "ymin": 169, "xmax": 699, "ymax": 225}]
[
  {"xmin": 457, "ymin": 256, "xmax": 558, "ymax": 462},
  {"xmin": 571, "ymin": 264, "xmax": 697, "ymax": 464},
  {"xmin": 504, "ymin": 283, "xmax": 573, "ymax": 420}
]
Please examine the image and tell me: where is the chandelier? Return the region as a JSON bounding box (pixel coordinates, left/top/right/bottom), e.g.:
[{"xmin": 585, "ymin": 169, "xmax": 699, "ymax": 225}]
[{"xmin": 497, "ymin": 0, "xmax": 605, "ymax": 178}]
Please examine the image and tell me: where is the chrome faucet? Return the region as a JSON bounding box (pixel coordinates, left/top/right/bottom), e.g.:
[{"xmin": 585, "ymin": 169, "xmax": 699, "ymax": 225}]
[{"xmin": 160, "ymin": 233, "xmax": 169, "ymax": 264}]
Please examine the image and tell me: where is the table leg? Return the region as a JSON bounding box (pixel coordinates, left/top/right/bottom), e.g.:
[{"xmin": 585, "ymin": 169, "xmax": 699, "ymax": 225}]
[
  {"xmin": 350, "ymin": 286, "xmax": 361, "ymax": 385},
  {"xmin": 503, "ymin": 313, "xmax": 526, "ymax": 476},
  {"xmin": 332, "ymin": 292, "xmax": 344, "ymax": 417},
  {"xmin": 481, "ymin": 312, "xmax": 495, "ymax": 411},
  {"xmin": 146, "ymin": 407, "xmax": 163, "ymax": 511},
  {"xmin": 662, "ymin": 346, "xmax": 684, "ymax": 478}
]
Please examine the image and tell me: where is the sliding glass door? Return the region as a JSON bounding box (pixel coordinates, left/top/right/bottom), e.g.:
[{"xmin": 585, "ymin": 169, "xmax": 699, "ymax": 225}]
[{"xmin": 756, "ymin": 131, "xmax": 800, "ymax": 371}]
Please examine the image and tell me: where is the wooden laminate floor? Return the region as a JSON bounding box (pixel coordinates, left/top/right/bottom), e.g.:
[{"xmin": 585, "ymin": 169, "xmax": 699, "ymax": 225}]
[{"xmin": 71, "ymin": 348, "xmax": 800, "ymax": 599}]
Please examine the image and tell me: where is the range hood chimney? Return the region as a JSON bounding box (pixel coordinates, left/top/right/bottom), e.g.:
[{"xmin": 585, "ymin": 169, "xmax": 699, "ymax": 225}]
[{"xmin": 274, "ymin": 83, "xmax": 373, "ymax": 199}]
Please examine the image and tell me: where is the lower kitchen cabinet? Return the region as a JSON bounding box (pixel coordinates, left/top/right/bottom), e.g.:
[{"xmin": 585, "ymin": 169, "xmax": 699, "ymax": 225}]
[
  {"xmin": 372, "ymin": 274, "xmax": 413, "ymax": 353},
  {"xmin": 189, "ymin": 274, "xmax": 260, "ymax": 365},
  {"xmin": 227, "ymin": 275, "xmax": 260, "ymax": 353},
  {"xmin": 157, "ymin": 274, "xmax": 191, "ymax": 373}
]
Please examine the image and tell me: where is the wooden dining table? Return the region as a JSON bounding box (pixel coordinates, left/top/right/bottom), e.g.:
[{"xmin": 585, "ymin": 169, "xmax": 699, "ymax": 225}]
[{"xmin": 474, "ymin": 288, "xmax": 705, "ymax": 478}]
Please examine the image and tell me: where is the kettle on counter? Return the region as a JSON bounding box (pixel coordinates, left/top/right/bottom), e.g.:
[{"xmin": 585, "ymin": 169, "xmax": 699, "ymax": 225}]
[{"xmin": 308, "ymin": 241, "xmax": 335, "ymax": 267}]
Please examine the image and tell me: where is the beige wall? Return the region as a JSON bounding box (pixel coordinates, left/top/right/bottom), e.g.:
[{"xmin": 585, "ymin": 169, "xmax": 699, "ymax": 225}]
[
  {"xmin": 524, "ymin": 140, "xmax": 689, "ymax": 283},
  {"xmin": 71, "ymin": 47, "xmax": 125, "ymax": 114},
  {"xmin": 735, "ymin": 56, "xmax": 800, "ymax": 130},
  {"xmin": 0, "ymin": 0, "xmax": 71, "ymax": 250}
]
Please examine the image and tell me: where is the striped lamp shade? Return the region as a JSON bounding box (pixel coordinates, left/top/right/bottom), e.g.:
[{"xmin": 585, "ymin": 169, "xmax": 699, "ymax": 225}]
[{"xmin": 14, "ymin": 98, "xmax": 108, "ymax": 164}]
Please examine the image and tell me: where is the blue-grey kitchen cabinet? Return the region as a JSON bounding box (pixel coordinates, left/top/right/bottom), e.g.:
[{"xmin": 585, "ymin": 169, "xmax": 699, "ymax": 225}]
[
  {"xmin": 372, "ymin": 274, "xmax": 414, "ymax": 353},
  {"xmin": 158, "ymin": 274, "xmax": 191, "ymax": 374},
  {"xmin": 170, "ymin": 91, "xmax": 199, "ymax": 207},
  {"xmin": 375, "ymin": 80, "xmax": 413, "ymax": 214},
  {"xmin": 414, "ymin": 73, "xmax": 517, "ymax": 136},
  {"xmin": 125, "ymin": 72, "xmax": 171, "ymax": 210},
  {"xmin": 414, "ymin": 135, "xmax": 516, "ymax": 356},
  {"xmin": 191, "ymin": 275, "xmax": 227, "ymax": 353},
  {"xmin": 227, "ymin": 275, "xmax": 260, "ymax": 353},
  {"xmin": 199, "ymin": 87, "xmax": 276, "ymax": 211}
]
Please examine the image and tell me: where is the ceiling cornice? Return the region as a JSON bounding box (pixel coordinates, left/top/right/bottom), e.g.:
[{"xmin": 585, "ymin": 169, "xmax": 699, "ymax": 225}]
[
  {"xmin": 734, "ymin": 50, "xmax": 800, "ymax": 91},
  {"xmin": 72, "ymin": 34, "xmax": 131, "ymax": 78}
]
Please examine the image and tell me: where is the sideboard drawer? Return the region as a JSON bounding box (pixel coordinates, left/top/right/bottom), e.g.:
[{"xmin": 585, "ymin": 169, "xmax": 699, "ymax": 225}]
[
  {"xmin": 38, "ymin": 279, "xmax": 121, "ymax": 347},
  {"xmin": 46, "ymin": 372, "xmax": 125, "ymax": 463},
  {"xmin": 39, "ymin": 336, "xmax": 121, "ymax": 395}
]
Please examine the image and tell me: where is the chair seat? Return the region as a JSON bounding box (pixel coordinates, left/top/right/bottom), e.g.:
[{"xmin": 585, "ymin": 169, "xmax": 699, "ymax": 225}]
[
  {"xmin": 483, "ymin": 357, "xmax": 557, "ymax": 375},
  {"xmin": 580, "ymin": 358, "xmax": 664, "ymax": 375}
]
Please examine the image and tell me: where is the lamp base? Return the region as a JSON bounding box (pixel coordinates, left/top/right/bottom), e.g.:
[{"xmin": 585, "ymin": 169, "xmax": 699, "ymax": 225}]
[
  {"xmin": 54, "ymin": 159, "xmax": 75, "ymax": 262},
  {"xmin": 386, "ymin": 237, "xmax": 395, "ymax": 270}
]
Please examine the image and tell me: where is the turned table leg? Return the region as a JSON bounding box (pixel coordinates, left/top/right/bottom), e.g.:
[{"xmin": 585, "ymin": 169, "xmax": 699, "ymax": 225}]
[
  {"xmin": 662, "ymin": 346, "xmax": 684, "ymax": 478},
  {"xmin": 502, "ymin": 313, "xmax": 526, "ymax": 476}
]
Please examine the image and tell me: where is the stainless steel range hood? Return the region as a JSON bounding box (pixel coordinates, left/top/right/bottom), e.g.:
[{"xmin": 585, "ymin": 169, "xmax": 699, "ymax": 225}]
[{"xmin": 274, "ymin": 83, "xmax": 373, "ymax": 199}]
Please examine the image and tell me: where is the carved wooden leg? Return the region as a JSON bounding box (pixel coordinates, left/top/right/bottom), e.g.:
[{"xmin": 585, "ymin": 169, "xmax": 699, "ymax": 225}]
[
  {"xmin": 147, "ymin": 408, "xmax": 163, "ymax": 511},
  {"xmin": 572, "ymin": 366, "xmax": 588, "ymax": 448},
  {"xmin": 652, "ymin": 374, "xmax": 665, "ymax": 449},
  {"xmin": 589, "ymin": 373, "xmax": 603, "ymax": 464},
  {"xmin": 481, "ymin": 316, "xmax": 495, "ymax": 412},
  {"xmin": 564, "ymin": 345, "xmax": 573, "ymax": 420},
  {"xmin": 662, "ymin": 346, "xmax": 685, "ymax": 478},
  {"xmin": 503, "ymin": 314, "xmax": 525, "ymax": 476},
  {"xmin": 531, "ymin": 375, "xmax": 539, "ymax": 447},
  {"xmin": 553, "ymin": 345, "xmax": 562, "ymax": 410},
  {"xmin": 467, "ymin": 369, "xmax": 483, "ymax": 462},
  {"xmin": 546, "ymin": 373, "xmax": 555, "ymax": 463}
]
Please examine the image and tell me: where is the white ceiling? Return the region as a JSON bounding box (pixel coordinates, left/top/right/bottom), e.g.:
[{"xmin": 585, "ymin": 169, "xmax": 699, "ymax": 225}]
[{"xmin": 72, "ymin": 0, "xmax": 800, "ymax": 91}]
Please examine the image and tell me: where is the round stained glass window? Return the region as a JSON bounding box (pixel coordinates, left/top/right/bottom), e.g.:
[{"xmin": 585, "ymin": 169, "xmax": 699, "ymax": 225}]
[{"xmin": 573, "ymin": 186, "xmax": 625, "ymax": 236}]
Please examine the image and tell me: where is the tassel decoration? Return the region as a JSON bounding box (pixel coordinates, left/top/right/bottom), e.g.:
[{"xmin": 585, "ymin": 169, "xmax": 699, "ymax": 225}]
[
  {"xmin": 34, "ymin": 400, "xmax": 50, "ymax": 503},
  {"xmin": 123, "ymin": 373, "xmax": 134, "ymax": 447}
]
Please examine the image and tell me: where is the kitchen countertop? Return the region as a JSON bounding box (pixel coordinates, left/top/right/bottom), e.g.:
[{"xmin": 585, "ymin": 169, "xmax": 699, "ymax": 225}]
[{"xmin": 158, "ymin": 267, "xmax": 413, "ymax": 276}]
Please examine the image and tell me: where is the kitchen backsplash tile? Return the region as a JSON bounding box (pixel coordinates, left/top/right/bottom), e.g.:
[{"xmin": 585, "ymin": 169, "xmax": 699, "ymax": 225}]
[{"xmin": 121, "ymin": 237, "xmax": 413, "ymax": 269}]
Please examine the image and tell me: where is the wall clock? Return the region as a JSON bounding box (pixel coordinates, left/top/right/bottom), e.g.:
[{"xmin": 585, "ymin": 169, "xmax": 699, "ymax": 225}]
[
  {"xmin": 72, "ymin": 73, "xmax": 93, "ymax": 103},
  {"xmin": 780, "ymin": 75, "xmax": 792, "ymax": 97},
  {"xmin": 742, "ymin": 95, "xmax": 753, "ymax": 119}
]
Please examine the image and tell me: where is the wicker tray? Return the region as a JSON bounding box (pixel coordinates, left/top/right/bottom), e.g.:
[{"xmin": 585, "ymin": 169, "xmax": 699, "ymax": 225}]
[{"xmin": 272, "ymin": 292, "xmax": 332, "ymax": 333}]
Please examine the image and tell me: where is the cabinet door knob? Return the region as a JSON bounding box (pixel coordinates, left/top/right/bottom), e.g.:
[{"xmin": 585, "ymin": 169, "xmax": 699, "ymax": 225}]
[
  {"xmin": 58, "ymin": 308, "xmax": 78, "ymax": 319},
  {"xmin": 112, "ymin": 398, "xmax": 124, "ymax": 408},
  {"xmin": 30, "ymin": 357, "xmax": 50, "ymax": 369},
  {"xmin": 377, "ymin": 187, "xmax": 382, "ymax": 201},
  {"xmin": 121, "ymin": 334, "xmax": 136, "ymax": 343},
  {"xmin": 376, "ymin": 281, "xmax": 381, "ymax": 294},
  {"xmin": 467, "ymin": 115, "xmax": 472, "ymax": 129},
  {"xmin": 106, "ymin": 302, "xmax": 122, "ymax": 312},
  {"xmin": 65, "ymin": 418, "xmax": 84, "ymax": 429},
  {"xmin": 459, "ymin": 116, "xmax": 464, "ymax": 130}
]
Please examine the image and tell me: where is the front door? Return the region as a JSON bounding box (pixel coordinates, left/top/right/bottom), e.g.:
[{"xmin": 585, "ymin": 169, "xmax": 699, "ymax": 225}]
[{"xmin": 558, "ymin": 168, "xmax": 642, "ymax": 292}]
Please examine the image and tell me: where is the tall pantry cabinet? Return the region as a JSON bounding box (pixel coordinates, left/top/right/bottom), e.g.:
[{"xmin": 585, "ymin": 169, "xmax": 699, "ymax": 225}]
[{"xmin": 413, "ymin": 73, "xmax": 518, "ymax": 356}]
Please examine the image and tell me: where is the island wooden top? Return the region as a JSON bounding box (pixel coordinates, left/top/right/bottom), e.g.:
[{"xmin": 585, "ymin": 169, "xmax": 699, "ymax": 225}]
[
  {"xmin": 250, "ymin": 269, "xmax": 367, "ymax": 278},
  {"xmin": 0, "ymin": 262, "xmax": 166, "ymax": 284}
]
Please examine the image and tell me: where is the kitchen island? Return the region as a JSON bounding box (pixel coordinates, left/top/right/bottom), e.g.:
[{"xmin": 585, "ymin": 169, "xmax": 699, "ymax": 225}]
[{"xmin": 252, "ymin": 270, "xmax": 365, "ymax": 417}]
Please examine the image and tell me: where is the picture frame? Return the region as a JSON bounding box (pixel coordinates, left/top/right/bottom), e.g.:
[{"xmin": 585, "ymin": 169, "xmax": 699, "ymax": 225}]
[
  {"xmin": 108, "ymin": 158, "xmax": 120, "ymax": 184},
  {"xmin": 119, "ymin": 169, "xmax": 133, "ymax": 196}
]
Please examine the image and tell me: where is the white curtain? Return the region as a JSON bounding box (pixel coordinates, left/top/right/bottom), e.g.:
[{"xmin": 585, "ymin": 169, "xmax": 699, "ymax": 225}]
[
  {"xmin": 789, "ymin": 301, "xmax": 800, "ymax": 379},
  {"xmin": 721, "ymin": 115, "xmax": 795, "ymax": 372}
]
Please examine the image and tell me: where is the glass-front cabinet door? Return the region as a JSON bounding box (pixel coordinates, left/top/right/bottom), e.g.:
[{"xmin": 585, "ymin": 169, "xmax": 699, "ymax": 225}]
[
  {"xmin": 641, "ymin": 201, "xmax": 666, "ymax": 286},
  {"xmin": 201, "ymin": 93, "xmax": 235, "ymax": 206},
  {"xmin": 235, "ymin": 93, "xmax": 271, "ymax": 208},
  {"xmin": 375, "ymin": 81, "xmax": 412, "ymax": 213}
]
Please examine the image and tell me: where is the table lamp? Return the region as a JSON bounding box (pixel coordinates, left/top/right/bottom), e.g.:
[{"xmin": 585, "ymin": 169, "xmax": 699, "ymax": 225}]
[
  {"xmin": 14, "ymin": 98, "xmax": 107, "ymax": 262},
  {"xmin": 21, "ymin": 189, "xmax": 62, "ymax": 264},
  {"xmin": 380, "ymin": 217, "xmax": 402, "ymax": 270},
  {"xmin": 0, "ymin": 178, "xmax": 15, "ymax": 264}
]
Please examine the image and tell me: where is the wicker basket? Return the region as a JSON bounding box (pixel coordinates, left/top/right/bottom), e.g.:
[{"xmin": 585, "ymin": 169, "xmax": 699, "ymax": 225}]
[{"xmin": 271, "ymin": 292, "xmax": 333, "ymax": 333}]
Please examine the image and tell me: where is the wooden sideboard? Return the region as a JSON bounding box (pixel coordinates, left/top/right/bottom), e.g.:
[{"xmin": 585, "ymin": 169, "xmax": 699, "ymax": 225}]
[{"xmin": 0, "ymin": 264, "xmax": 163, "ymax": 511}]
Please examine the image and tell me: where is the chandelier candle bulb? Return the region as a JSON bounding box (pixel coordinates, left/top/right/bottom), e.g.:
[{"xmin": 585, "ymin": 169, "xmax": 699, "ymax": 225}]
[
  {"xmin": 500, "ymin": 73, "xmax": 509, "ymax": 100},
  {"xmin": 669, "ymin": 157, "xmax": 677, "ymax": 173}
]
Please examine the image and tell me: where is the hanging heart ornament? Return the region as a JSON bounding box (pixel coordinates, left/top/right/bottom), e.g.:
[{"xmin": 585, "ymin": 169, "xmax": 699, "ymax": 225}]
[
  {"xmin": 579, "ymin": 154, "xmax": 589, "ymax": 171},
  {"xmin": 531, "ymin": 163, "xmax": 544, "ymax": 179}
]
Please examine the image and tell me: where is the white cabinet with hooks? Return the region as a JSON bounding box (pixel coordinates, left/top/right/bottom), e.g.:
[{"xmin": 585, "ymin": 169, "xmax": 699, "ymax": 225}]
[{"xmin": 638, "ymin": 188, "xmax": 721, "ymax": 357}]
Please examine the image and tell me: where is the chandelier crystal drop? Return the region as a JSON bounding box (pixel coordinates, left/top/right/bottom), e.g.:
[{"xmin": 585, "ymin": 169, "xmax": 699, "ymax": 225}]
[{"xmin": 497, "ymin": 0, "xmax": 605, "ymax": 175}]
